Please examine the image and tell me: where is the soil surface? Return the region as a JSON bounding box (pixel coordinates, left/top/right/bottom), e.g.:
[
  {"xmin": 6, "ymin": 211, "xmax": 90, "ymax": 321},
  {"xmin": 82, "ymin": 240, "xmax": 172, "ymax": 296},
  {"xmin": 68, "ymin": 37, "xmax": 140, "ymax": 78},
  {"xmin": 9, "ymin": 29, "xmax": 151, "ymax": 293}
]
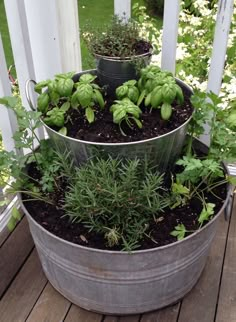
[
  {"xmin": 23, "ymin": 163, "xmax": 227, "ymax": 251},
  {"xmin": 51, "ymin": 85, "xmax": 193, "ymax": 144}
]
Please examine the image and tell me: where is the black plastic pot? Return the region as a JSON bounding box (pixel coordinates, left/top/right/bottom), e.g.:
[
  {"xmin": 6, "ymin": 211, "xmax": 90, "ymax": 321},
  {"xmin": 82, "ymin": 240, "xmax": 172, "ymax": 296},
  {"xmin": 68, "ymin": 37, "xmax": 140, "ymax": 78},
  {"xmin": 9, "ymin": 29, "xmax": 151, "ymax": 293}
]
[{"xmin": 95, "ymin": 51, "xmax": 152, "ymax": 96}]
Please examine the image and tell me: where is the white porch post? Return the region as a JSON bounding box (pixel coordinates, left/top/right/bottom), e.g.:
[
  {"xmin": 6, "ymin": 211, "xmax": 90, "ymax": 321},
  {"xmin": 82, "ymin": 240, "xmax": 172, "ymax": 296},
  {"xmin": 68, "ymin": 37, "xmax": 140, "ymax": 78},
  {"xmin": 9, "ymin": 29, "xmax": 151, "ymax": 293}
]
[
  {"xmin": 4, "ymin": 0, "xmax": 45, "ymax": 139},
  {"xmin": 23, "ymin": 0, "xmax": 82, "ymax": 82},
  {"xmin": 161, "ymin": 0, "xmax": 180, "ymax": 74},
  {"xmin": 0, "ymin": 36, "xmax": 18, "ymax": 153},
  {"xmin": 201, "ymin": 0, "xmax": 234, "ymax": 144},
  {"xmin": 114, "ymin": 0, "xmax": 131, "ymax": 19},
  {"xmin": 207, "ymin": 0, "xmax": 234, "ymax": 95}
]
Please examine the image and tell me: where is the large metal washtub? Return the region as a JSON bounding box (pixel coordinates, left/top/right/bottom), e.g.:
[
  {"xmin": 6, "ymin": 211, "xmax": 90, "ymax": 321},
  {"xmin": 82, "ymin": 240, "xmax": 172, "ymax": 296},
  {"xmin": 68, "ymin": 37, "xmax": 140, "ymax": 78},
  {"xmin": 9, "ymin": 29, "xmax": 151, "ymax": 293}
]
[
  {"xmin": 26, "ymin": 70, "xmax": 193, "ymax": 173},
  {"xmin": 21, "ymin": 147, "xmax": 231, "ymax": 315}
]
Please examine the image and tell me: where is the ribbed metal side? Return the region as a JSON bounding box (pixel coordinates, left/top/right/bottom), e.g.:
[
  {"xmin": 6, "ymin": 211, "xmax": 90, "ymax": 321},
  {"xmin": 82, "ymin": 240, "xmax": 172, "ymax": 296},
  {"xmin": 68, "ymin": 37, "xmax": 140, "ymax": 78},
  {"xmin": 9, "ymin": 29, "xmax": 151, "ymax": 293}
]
[
  {"xmin": 43, "ymin": 71, "xmax": 193, "ymax": 173},
  {"xmin": 21, "ymin": 186, "xmax": 230, "ymax": 315}
]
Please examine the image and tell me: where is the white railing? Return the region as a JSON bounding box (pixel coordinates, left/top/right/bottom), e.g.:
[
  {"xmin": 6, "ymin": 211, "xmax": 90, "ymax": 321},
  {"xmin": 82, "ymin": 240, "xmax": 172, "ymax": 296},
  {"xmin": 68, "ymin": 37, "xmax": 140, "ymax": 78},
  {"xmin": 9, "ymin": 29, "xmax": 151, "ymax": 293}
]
[{"xmin": 0, "ymin": 0, "xmax": 235, "ymax": 229}]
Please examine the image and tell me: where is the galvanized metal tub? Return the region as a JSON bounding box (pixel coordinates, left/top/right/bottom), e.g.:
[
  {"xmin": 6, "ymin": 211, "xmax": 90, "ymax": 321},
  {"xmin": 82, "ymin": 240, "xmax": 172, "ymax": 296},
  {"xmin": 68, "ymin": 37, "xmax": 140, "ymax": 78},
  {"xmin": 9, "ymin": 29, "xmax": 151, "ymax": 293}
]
[
  {"xmin": 26, "ymin": 70, "xmax": 193, "ymax": 173},
  {"xmin": 21, "ymin": 160, "xmax": 231, "ymax": 315},
  {"xmin": 94, "ymin": 52, "xmax": 152, "ymax": 95}
]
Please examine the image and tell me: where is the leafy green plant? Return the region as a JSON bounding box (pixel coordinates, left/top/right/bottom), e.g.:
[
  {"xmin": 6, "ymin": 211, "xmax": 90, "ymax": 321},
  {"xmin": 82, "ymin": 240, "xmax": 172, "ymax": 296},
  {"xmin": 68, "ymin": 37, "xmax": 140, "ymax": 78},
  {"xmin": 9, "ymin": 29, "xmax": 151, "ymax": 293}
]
[
  {"xmin": 198, "ymin": 202, "xmax": 215, "ymax": 227},
  {"xmin": 137, "ymin": 65, "xmax": 184, "ymax": 120},
  {"xmin": 0, "ymin": 96, "xmax": 66, "ymax": 207},
  {"xmin": 110, "ymin": 98, "xmax": 142, "ymax": 136},
  {"xmin": 64, "ymin": 157, "xmax": 170, "ymax": 251},
  {"xmin": 82, "ymin": 14, "xmax": 151, "ymax": 58},
  {"xmin": 35, "ymin": 72, "xmax": 105, "ymax": 130},
  {"xmin": 71, "ymin": 73, "xmax": 105, "ymax": 123},
  {"xmin": 186, "ymin": 91, "xmax": 236, "ymax": 161},
  {"xmin": 116, "ymin": 80, "xmax": 140, "ymax": 103},
  {"xmin": 170, "ymin": 224, "xmax": 187, "ymax": 241},
  {"xmin": 169, "ymin": 90, "xmax": 236, "ymax": 241}
]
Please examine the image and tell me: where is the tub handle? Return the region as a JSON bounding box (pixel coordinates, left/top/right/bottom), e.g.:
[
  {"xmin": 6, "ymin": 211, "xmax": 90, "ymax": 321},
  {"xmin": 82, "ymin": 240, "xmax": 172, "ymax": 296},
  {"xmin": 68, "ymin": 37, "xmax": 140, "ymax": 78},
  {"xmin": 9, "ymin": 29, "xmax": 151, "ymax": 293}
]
[{"xmin": 25, "ymin": 79, "xmax": 37, "ymax": 111}]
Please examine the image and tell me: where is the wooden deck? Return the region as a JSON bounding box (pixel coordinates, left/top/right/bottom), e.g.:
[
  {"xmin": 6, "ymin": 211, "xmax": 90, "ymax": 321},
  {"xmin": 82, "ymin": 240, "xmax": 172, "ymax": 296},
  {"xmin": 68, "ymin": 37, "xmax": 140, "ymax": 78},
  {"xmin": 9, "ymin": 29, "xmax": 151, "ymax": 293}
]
[{"xmin": 0, "ymin": 197, "xmax": 235, "ymax": 322}]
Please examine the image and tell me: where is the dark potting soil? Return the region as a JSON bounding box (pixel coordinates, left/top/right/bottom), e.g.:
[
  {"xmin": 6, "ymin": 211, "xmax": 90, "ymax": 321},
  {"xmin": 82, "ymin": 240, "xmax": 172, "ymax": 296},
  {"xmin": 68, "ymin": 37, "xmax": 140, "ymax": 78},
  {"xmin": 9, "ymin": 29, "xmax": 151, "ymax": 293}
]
[
  {"xmin": 23, "ymin": 165, "xmax": 227, "ymax": 251},
  {"xmin": 57, "ymin": 85, "xmax": 193, "ymax": 143},
  {"xmin": 132, "ymin": 40, "xmax": 152, "ymax": 56}
]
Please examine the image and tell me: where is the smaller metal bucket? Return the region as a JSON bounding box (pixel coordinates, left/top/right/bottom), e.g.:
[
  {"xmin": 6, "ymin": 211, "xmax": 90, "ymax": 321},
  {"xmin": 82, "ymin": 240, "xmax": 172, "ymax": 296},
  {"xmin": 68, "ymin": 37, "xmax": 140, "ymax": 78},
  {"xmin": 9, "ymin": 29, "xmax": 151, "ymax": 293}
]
[
  {"xmin": 25, "ymin": 70, "xmax": 193, "ymax": 173},
  {"xmin": 95, "ymin": 52, "xmax": 152, "ymax": 95}
]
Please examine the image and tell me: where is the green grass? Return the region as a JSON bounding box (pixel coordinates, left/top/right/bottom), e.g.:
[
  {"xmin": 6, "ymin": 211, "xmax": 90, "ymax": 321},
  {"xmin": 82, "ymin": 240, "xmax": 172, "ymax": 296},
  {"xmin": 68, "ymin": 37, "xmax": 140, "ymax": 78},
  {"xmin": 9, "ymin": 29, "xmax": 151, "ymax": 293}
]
[
  {"xmin": 0, "ymin": 0, "xmax": 162, "ymax": 71},
  {"xmin": 0, "ymin": 0, "xmax": 14, "ymax": 68}
]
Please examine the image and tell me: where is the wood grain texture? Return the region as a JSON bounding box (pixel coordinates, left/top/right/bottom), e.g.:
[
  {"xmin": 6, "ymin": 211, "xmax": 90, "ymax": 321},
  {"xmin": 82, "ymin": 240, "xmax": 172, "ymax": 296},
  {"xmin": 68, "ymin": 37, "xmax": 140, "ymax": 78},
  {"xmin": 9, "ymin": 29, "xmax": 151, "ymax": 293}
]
[
  {"xmin": 0, "ymin": 249, "xmax": 47, "ymax": 322},
  {"xmin": 64, "ymin": 305, "xmax": 103, "ymax": 322},
  {"xmin": 178, "ymin": 212, "xmax": 230, "ymax": 322},
  {"xmin": 26, "ymin": 283, "xmax": 71, "ymax": 322},
  {"xmin": 215, "ymin": 197, "xmax": 236, "ymax": 322},
  {"xmin": 103, "ymin": 316, "xmax": 119, "ymax": 322},
  {"xmin": 119, "ymin": 315, "xmax": 140, "ymax": 321},
  {"xmin": 0, "ymin": 216, "xmax": 34, "ymax": 297},
  {"xmin": 0, "ymin": 225, "xmax": 10, "ymax": 247},
  {"xmin": 141, "ymin": 303, "xmax": 180, "ymax": 322}
]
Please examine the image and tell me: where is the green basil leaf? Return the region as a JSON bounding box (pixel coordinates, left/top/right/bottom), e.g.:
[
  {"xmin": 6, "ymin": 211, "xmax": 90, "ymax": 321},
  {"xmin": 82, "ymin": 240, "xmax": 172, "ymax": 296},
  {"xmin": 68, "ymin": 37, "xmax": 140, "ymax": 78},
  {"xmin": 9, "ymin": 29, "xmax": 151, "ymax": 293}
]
[
  {"xmin": 61, "ymin": 101, "xmax": 71, "ymax": 112},
  {"xmin": 94, "ymin": 89, "xmax": 105, "ymax": 109},
  {"xmin": 116, "ymin": 85, "xmax": 129, "ymax": 99},
  {"xmin": 113, "ymin": 109, "xmax": 126, "ymax": 123},
  {"xmin": 58, "ymin": 126, "xmax": 67, "ymax": 136},
  {"xmin": 79, "ymin": 74, "xmax": 97, "ymax": 84},
  {"xmin": 128, "ymin": 87, "xmax": 139, "ymax": 103},
  {"xmin": 162, "ymin": 83, "xmax": 176, "ymax": 104},
  {"xmin": 57, "ymin": 78, "xmax": 74, "ymax": 97},
  {"xmin": 77, "ymin": 84, "xmax": 93, "ymax": 106},
  {"xmin": 34, "ymin": 80, "xmax": 50, "ymax": 94},
  {"xmin": 37, "ymin": 92, "xmax": 49, "ymax": 113},
  {"xmin": 46, "ymin": 107, "xmax": 65, "ymax": 127},
  {"xmin": 85, "ymin": 107, "xmax": 95, "ymax": 123},
  {"xmin": 71, "ymin": 91, "xmax": 79, "ymax": 108}
]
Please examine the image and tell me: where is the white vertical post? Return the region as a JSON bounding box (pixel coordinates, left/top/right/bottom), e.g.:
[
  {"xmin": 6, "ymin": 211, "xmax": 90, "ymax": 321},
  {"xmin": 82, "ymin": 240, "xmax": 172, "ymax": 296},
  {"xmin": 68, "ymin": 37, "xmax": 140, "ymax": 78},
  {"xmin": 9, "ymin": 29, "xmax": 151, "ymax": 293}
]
[
  {"xmin": 24, "ymin": 0, "xmax": 82, "ymax": 82},
  {"xmin": 161, "ymin": 0, "xmax": 180, "ymax": 74},
  {"xmin": 201, "ymin": 0, "xmax": 234, "ymax": 145},
  {"xmin": 4, "ymin": 0, "xmax": 45, "ymax": 139},
  {"xmin": 56, "ymin": 0, "xmax": 82, "ymax": 73},
  {"xmin": 207, "ymin": 0, "xmax": 234, "ymax": 94},
  {"xmin": 114, "ymin": 0, "xmax": 131, "ymax": 19},
  {"xmin": 0, "ymin": 36, "xmax": 18, "ymax": 152}
]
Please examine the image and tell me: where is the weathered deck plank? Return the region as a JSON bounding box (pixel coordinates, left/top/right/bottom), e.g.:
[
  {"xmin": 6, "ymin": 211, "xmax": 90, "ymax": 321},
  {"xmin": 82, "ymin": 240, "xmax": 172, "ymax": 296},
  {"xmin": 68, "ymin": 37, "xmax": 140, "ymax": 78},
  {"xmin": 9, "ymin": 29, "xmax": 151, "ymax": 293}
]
[
  {"xmin": 119, "ymin": 315, "xmax": 140, "ymax": 321},
  {"xmin": 0, "ymin": 225, "xmax": 10, "ymax": 247},
  {"xmin": 215, "ymin": 197, "xmax": 236, "ymax": 322},
  {"xmin": 64, "ymin": 305, "xmax": 103, "ymax": 322},
  {"xmin": 26, "ymin": 283, "xmax": 71, "ymax": 322},
  {"xmin": 0, "ymin": 216, "xmax": 34, "ymax": 298},
  {"xmin": 103, "ymin": 316, "xmax": 119, "ymax": 322},
  {"xmin": 141, "ymin": 303, "xmax": 180, "ymax": 322},
  {"xmin": 0, "ymin": 249, "xmax": 47, "ymax": 322},
  {"xmin": 177, "ymin": 212, "xmax": 230, "ymax": 322}
]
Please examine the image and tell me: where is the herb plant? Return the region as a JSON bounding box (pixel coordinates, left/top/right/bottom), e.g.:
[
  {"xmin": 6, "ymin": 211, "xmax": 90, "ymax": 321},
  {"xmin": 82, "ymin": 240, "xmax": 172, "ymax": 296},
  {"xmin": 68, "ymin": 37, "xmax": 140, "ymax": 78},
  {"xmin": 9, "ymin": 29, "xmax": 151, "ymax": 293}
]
[
  {"xmin": 82, "ymin": 14, "xmax": 150, "ymax": 58},
  {"xmin": 0, "ymin": 96, "xmax": 69, "ymax": 228},
  {"xmin": 169, "ymin": 91, "xmax": 236, "ymax": 240},
  {"xmin": 110, "ymin": 98, "xmax": 142, "ymax": 136},
  {"xmin": 64, "ymin": 157, "xmax": 170, "ymax": 251},
  {"xmin": 137, "ymin": 65, "xmax": 184, "ymax": 120},
  {"xmin": 35, "ymin": 72, "xmax": 105, "ymax": 131},
  {"xmin": 116, "ymin": 80, "xmax": 140, "ymax": 103}
]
